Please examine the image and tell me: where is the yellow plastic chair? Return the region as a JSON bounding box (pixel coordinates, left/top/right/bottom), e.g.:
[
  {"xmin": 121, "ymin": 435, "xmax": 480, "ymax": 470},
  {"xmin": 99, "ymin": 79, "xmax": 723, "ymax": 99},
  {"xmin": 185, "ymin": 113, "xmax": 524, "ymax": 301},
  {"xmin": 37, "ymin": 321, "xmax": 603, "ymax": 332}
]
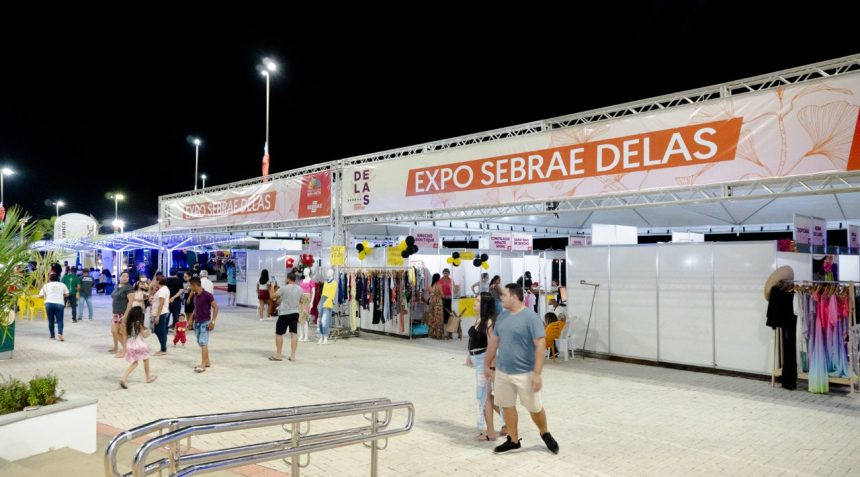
[
  {"xmin": 17, "ymin": 296, "xmax": 32, "ymax": 320},
  {"xmin": 28, "ymin": 296, "xmax": 47, "ymax": 320}
]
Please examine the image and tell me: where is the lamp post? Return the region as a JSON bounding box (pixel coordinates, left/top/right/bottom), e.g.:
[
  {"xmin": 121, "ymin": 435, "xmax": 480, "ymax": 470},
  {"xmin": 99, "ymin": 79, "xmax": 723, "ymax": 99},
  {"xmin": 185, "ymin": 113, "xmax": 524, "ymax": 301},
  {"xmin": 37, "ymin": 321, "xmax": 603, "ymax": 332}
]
[
  {"xmin": 192, "ymin": 138, "xmax": 202, "ymax": 190},
  {"xmin": 108, "ymin": 193, "xmax": 125, "ymax": 233},
  {"xmin": 0, "ymin": 167, "xmax": 14, "ymax": 206},
  {"xmin": 51, "ymin": 199, "xmax": 65, "ymax": 218}
]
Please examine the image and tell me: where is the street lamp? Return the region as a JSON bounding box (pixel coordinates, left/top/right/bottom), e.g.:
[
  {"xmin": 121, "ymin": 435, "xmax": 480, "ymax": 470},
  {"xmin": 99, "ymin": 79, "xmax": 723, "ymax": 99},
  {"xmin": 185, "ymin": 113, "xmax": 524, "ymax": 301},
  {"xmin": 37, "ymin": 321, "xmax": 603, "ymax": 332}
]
[
  {"xmin": 108, "ymin": 193, "xmax": 124, "ymax": 232},
  {"xmin": 192, "ymin": 137, "xmax": 202, "ymax": 190},
  {"xmin": 51, "ymin": 199, "xmax": 65, "ymax": 218},
  {"xmin": 201, "ymin": 174, "xmax": 207, "ymax": 189},
  {"xmin": 112, "ymin": 219, "xmax": 125, "ymax": 234},
  {"xmin": 260, "ymin": 58, "xmax": 277, "ymax": 170},
  {"xmin": 1, "ymin": 167, "xmax": 14, "ymax": 206}
]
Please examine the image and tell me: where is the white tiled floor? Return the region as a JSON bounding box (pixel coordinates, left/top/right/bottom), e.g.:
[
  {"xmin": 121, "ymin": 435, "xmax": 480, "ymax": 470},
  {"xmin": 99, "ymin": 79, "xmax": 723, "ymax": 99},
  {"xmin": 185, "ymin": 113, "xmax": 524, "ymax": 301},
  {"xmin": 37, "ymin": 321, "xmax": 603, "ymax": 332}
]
[{"xmin": 2, "ymin": 292, "xmax": 859, "ymax": 476}]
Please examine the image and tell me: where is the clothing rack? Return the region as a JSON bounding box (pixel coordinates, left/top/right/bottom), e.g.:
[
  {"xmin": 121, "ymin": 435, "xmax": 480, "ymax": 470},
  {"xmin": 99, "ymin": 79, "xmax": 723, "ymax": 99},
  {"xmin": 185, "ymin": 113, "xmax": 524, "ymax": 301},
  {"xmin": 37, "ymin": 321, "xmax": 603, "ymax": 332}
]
[
  {"xmin": 771, "ymin": 280, "xmax": 858, "ymax": 395},
  {"xmin": 337, "ymin": 267, "xmax": 423, "ymax": 340}
]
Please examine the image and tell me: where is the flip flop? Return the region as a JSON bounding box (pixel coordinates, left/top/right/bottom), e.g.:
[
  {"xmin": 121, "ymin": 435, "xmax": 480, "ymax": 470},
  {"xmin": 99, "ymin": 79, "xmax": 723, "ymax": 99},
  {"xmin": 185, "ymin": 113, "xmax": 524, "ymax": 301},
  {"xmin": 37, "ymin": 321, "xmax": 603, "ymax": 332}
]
[
  {"xmin": 119, "ymin": 380, "xmax": 128, "ymax": 389},
  {"xmin": 146, "ymin": 376, "xmax": 158, "ymax": 384},
  {"xmin": 474, "ymin": 433, "xmax": 494, "ymax": 441},
  {"xmin": 268, "ymin": 356, "xmax": 284, "ymax": 361},
  {"xmin": 287, "ymin": 357, "xmax": 296, "ymax": 362},
  {"xmin": 194, "ymin": 366, "xmax": 206, "ymax": 373}
]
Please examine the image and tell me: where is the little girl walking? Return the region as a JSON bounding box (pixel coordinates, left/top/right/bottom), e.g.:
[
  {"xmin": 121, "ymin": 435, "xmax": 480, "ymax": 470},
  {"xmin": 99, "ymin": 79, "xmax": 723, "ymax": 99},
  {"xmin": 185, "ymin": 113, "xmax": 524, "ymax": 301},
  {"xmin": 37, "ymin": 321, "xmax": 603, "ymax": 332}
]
[{"xmin": 120, "ymin": 307, "xmax": 157, "ymax": 389}]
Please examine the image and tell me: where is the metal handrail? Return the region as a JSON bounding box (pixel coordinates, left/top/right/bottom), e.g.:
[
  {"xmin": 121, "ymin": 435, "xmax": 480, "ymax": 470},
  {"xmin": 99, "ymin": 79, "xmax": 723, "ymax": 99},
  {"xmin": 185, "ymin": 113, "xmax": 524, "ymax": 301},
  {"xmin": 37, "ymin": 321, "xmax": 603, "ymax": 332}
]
[{"xmin": 104, "ymin": 398, "xmax": 414, "ymax": 477}]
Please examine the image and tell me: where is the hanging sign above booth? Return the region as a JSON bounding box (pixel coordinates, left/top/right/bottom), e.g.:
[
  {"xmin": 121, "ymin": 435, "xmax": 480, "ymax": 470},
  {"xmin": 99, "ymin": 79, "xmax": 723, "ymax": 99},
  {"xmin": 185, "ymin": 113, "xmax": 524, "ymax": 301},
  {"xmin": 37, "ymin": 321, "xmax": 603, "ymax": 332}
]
[
  {"xmin": 793, "ymin": 214, "xmax": 812, "ymax": 248},
  {"xmin": 161, "ymin": 171, "xmax": 332, "ymax": 230},
  {"xmin": 342, "ymin": 74, "xmax": 860, "ymax": 217},
  {"xmin": 568, "ymin": 236, "xmax": 592, "ymax": 247},
  {"xmin": 850, "ymin": 224, "xmax": 860, "ymax": 251},
  {"xmin": 511, "ymin": 233, "xmax": 533, "ymax": 252},
  {"xmin": 811, "ymin": 217, "xmax": 827, "ymax": 249},
  {"xmin": 488, "ymin": 232, "xmax": 513, "ymax": 251},
  {"xmin": 409, "ymin": 227, "xmax": 440, "ymax": 249}
]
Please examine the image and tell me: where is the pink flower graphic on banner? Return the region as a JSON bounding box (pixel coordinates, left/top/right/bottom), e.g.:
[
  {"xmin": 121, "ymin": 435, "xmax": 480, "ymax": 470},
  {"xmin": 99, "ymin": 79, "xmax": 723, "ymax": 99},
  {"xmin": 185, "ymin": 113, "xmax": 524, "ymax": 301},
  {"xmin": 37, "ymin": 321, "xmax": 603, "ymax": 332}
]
[
  {"xmin": 794, "ymin": 101, "xmax": 859, "ymax": 173},
  {"xmin": 549, "ymin": 123, "xmax": 610, "ymax": 148}
]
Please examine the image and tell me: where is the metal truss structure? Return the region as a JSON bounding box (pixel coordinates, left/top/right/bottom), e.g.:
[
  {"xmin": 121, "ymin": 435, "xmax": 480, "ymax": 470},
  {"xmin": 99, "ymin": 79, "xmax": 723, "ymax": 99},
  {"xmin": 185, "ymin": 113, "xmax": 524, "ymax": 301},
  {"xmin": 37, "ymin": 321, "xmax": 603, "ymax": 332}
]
[
  {"xmin": 343, "ymin": 171, "xmax": 860, "ymax": 225},
  {"xmin": 134, "ymin": 53, "xmax": 859, "ymax": 242},
  {"xmin": 339, "ymin": 54, "xmax": 860, "ymax": 168}
]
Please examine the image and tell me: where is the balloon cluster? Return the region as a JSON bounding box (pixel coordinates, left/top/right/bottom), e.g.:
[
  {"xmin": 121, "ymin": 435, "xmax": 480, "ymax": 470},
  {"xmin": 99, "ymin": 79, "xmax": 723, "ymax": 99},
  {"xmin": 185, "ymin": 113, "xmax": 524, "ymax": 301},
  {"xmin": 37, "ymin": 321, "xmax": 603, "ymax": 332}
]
[
  {"xmin": 399, "ymin": 235, "xmax": 420, "ymax": 259},
  {"xmin": 473, "ymin": 253, "xmax": 490, "ymax": 270},
  {"xmin": 446, "ymin": 252, "xmax": 462, "ymax": 267},
  {"xmin": 356, "ymin": 240, "xmax": 373, "ymax": 261},
  {"xmin": 286, "ymin": 257, "xmax": 295, "ymax": 269},
  {"xmin": 300, "ymin": 254, "xmax": 315, "ymax": 267}
]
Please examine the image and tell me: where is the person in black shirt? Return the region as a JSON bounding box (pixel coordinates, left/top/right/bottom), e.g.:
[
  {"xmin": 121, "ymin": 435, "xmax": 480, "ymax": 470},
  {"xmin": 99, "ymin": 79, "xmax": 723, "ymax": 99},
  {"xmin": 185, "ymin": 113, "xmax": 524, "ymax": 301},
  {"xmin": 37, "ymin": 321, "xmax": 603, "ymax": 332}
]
[{"xmin": 166, "ymin": 271, "xmax": 184, "ymax": 330}]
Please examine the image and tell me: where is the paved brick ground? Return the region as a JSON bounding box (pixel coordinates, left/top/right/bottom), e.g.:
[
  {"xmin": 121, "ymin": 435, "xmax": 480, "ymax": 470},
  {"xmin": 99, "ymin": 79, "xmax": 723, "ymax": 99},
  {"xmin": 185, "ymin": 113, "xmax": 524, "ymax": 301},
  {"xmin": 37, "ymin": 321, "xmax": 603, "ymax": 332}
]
[{"xmin": 2, "ymin": 292, "xmax": 859, "ymax": 476}]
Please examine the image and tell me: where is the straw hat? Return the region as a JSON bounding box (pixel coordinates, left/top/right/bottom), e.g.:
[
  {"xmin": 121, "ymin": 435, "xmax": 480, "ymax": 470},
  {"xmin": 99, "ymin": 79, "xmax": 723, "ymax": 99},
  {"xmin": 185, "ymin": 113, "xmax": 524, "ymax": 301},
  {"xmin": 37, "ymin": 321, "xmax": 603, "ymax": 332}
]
[{"xmin": 764, "ymin": 266, "xmax": 794, "ymax": 301}]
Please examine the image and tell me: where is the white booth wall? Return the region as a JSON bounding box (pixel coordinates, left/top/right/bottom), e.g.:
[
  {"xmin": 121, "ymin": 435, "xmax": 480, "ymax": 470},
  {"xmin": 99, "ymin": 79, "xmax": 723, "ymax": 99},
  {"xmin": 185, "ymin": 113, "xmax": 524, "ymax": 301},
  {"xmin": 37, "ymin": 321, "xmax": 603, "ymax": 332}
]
[
  {"xmin": 566, "ymin": 242, "xmax": 781, "ymax": 375},
  {"xmin": 238, "ymin": 250, "xmax": 290, "ymax": 307}
]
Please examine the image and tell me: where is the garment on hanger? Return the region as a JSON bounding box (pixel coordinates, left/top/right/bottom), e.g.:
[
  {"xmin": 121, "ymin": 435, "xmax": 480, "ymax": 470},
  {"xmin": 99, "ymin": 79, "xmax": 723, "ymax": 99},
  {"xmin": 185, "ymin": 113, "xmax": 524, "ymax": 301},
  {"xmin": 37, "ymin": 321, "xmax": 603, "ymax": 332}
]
[{"xmin": 767, "ymin": 285, "xmax": 797, "ymax": 390}]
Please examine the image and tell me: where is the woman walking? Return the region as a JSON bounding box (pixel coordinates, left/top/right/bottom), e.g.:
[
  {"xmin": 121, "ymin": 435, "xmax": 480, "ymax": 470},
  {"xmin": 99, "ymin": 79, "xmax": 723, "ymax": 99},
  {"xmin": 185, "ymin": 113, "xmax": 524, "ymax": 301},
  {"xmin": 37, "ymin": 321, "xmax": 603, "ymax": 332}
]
[
  {"xmin": 39, "ymin": 274, "xmax": 69, "ymax": 341},
  {"xmin": 427, "ymin": 273, "xmax": 445, "ymax": 339},
  {"xmin": 258, "ymin": 269, "xmax": 272, "ymax": 320},
  {"xmin": 466, "ymin": 292, "xmax": 506, "ymax": 441}
]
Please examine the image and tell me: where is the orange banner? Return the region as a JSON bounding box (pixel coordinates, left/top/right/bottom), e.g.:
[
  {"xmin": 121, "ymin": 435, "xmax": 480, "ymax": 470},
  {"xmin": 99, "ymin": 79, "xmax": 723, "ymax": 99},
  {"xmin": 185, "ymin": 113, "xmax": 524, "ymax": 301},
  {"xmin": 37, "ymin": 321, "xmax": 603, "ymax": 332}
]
[
  {"xmin": 182, "ymin": 192, "xmax": 277, "ymax": 219},
  {"xmin": 406, "ymin": 119, "xmax": 743, "ymax": 196}
]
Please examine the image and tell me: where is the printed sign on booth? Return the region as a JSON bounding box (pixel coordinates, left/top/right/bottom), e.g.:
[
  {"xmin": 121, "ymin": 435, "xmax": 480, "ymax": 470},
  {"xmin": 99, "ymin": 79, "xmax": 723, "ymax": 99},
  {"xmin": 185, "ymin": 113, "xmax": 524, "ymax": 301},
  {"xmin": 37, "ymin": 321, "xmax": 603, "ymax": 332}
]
[
  {"xmin": 409, "ymin": 227, "xmax": 440, "ymax": 249},
  {"xmin": 489, "ymin": 232, "xmax": 512, "ymax": 251},
  {"xmin": 330, "ymin": 246, "xmax": 345, "ymax": 266},
  {"xmin": 512, "ymin": 233, "xmax": 533, "ymax": 252}
]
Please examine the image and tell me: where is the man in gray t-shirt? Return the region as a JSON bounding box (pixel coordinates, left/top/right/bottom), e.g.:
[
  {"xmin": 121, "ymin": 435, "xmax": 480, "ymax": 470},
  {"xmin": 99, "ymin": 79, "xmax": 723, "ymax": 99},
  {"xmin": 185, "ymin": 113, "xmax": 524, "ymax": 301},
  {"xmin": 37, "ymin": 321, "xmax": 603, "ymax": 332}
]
[
  {"xmin": 78, "ymin": 273, "xmax": 95, "ymax": 320},
  {"xmin": 271, "ymin": 273, "xmax": 304, "ymax": 362},
  {"xmin": 485, "ymin": 283, "xmax": 558, "ymax": 455}
]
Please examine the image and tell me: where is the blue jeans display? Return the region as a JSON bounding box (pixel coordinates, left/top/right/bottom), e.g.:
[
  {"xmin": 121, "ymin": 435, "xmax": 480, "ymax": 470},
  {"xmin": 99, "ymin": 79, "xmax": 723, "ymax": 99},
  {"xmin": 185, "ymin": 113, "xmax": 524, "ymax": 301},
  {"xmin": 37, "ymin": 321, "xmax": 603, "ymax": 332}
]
[
  {"xmin": 472, "ymin": 353, "xmax": 505, "ymax": 431},
  {"xmin": 46, "ymin": 303, "xmax": 64, "ymax": 338},
  {"xmin": 319, "ymin": 307, "xmax": 332, "ymax": 338},
  {"xmin": 79, "ymin": 295, "xmax": 93, "ymax": 320}
]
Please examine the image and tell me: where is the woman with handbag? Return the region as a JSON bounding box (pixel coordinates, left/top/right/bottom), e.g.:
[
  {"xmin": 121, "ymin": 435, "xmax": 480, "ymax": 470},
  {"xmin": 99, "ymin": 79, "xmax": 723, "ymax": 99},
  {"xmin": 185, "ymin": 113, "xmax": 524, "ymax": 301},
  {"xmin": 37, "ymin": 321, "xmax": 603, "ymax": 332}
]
[{"xmin": 465, "ymin": 292, "xmax": 506, "ymax": 441}]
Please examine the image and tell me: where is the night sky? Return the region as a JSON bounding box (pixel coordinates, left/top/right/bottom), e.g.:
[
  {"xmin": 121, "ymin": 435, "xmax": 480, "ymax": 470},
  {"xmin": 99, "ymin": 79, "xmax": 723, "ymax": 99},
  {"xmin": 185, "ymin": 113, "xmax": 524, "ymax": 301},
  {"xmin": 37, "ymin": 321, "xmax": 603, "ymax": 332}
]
[{"xmin": 1, "ymin": 4, "xmax": 857, "ymax": 231}]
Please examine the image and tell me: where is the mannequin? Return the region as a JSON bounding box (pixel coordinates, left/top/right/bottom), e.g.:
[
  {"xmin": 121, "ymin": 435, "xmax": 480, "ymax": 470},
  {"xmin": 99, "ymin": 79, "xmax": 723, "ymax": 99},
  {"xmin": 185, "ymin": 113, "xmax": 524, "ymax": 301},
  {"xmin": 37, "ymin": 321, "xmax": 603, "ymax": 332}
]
[
  {"xmin": 298, "ymin": 267, "xmax": 316, "ymax": 342},
  {"xmin": 318, "ymin": 268, "xmax": 338, "ymax": 345}
]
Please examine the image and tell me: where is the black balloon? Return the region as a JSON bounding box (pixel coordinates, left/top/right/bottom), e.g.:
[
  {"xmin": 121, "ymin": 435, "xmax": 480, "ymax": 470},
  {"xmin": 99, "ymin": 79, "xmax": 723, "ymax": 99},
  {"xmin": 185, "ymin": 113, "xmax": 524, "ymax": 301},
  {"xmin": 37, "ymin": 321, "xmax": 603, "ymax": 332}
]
[
  {"xmin": 473, "ymin": 258, "xmax": 482, "ymax": 267},
  {"xmin": 410, "ymin": 245, "xmax": 419, "ymax": 255},
  {"xmin": 356, "ymin": 243, "xmax": 364, "ymax": 252},
  {"xmin": 453, "ymin": 252, "xmax": 460, "ymax": 259},
  {"xmin": 405, "ymin": 235, "xmax": 415, "ymax": 246},
  {"xmin": 481, "ymin": 253, "xmax": 489, "ymax": 262},
  {"xmin": 401, "ymin": 250, "xmax": 410, "ymax": 258}
]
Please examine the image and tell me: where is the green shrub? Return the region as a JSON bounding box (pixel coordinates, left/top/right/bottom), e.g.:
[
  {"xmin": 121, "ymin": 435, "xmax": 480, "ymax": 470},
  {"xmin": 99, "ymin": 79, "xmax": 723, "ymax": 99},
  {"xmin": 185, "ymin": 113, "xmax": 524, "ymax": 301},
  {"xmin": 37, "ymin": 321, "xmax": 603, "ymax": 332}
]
[
  {"xmin": 0, "ymin": 376, "xmax": 29, "ymax": 415},
  {"xmin": 0, "ymin": 374, "xmax": 64, "ymax": 415},
  {"xmin": 28, "ymin": 374, "xmax": 63, "ymax": 407}
]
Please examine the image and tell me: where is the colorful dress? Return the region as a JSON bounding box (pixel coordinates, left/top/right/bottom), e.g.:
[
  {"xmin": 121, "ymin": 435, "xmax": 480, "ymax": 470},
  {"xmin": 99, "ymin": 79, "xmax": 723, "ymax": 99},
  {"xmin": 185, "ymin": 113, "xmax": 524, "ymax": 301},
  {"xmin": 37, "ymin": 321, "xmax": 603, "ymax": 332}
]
[
  {"xmin": 428, "ymin": 284, "xmax": 445, "ymax": 339},
  {"xmin": 125, "ymin": 327, "xmax": 151, "ymax": 363}
]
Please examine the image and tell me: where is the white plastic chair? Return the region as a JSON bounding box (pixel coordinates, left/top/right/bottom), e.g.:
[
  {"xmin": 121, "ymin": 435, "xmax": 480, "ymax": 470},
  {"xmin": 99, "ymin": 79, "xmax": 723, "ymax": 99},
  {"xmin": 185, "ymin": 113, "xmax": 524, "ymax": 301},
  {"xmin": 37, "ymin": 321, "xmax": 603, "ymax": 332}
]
[{"xmin": 554, "ymin": 318, "xmax": 576, "ymax": 361}]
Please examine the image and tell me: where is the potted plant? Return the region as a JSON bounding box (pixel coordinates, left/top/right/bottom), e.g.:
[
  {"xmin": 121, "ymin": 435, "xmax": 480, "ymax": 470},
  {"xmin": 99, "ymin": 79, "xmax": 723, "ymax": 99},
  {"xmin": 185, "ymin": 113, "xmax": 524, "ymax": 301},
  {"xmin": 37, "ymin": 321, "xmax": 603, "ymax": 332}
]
[
  {"xmin": 0, "ymin": 372, "xmax": 97, "ymax": 460},
  {"xmin": 0, "ymin": 206, "xmax": 51, "ymax": 359}
]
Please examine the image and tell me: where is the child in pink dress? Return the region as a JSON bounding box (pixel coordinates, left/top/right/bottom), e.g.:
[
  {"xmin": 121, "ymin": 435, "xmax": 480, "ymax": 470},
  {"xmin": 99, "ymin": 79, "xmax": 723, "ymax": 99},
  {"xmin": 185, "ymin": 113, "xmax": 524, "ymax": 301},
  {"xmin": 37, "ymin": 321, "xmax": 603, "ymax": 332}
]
[{"xmin": 120, "ymin": 307, "xmax": 157, "ymax": 389}]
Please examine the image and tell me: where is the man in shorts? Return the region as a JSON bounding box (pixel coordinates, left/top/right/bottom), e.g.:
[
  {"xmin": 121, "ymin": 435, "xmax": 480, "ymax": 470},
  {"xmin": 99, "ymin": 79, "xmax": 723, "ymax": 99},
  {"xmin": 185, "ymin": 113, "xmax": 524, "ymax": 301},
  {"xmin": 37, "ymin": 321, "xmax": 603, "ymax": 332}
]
[
  {"xmin": 271, "ymin": 273, "xmax": 303, "ymax": 362},
  {"xmin": 190, "ymin": 277, "xmax": 218, "ymax": 373},
  {"xmin": 484, "ymin": 284, "xmax": 559, "ymax": 454}
]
